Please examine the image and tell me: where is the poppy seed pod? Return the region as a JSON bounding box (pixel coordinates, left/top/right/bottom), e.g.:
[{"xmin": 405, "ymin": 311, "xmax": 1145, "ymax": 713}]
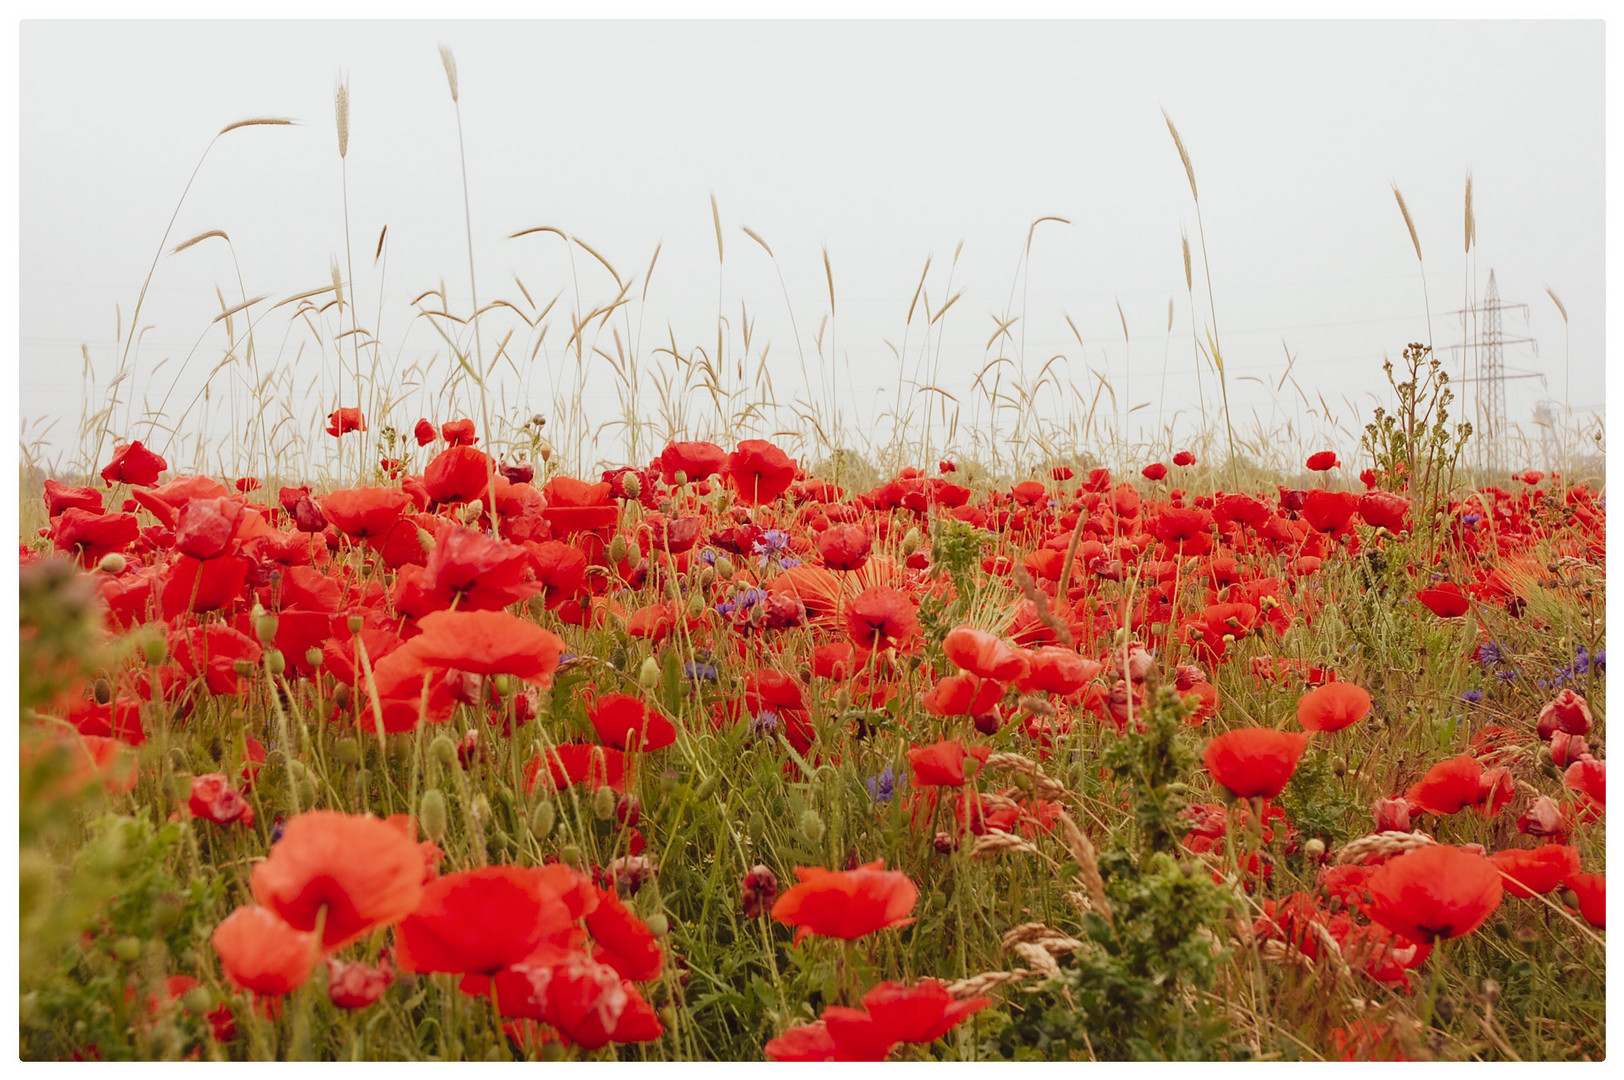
[
  {"xmin": 529, "ymin": 800, "xmax": 556, "ymax": 839},
  {"xmin": 419, "ymin": 789, "xmax": 449, "ymax": 843}
]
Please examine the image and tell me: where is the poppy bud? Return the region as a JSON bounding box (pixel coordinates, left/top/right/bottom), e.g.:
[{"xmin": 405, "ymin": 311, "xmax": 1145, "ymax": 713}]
[
  {"xmin": 181, "ymin": 985, "xmax": 212, "ymax": 1016},
  {"xmin": 92, "ymin": 677, "xmax": 112, "ymax": 704},
  {"xmin": 686, "ymin": 593, "xmax": 706, "ymax": 620},
  {"xmin": 143, "ymin": 636, "xmax": 168, "ymax": 667},
  {"xmin": 167, "ymin": 773, "xmax": 194, "ymax": 802},
  {"xmin": 97, "ymin": 553, "xmax": 126, "ymax": 575},
  {"xmin": 621, "ymin": 473, "xmax": 642, "ymax": 499},
  {"xmin": 646, "ymin": 912, "xmax": 670, "ymax": 938},
  {"xmin": 112, "ymin": 936, "xmax": 142, "ymax": 964},
  {"xmin": 799, "ymin": 808, "xmax": 825, "ymax": 844},
  {"xmin": 529, "ymin": 800, "xmax": 556, "ymax": 839},
  {"xmin": 417, "ymin": 528, "xmax": 436, "ymax": 554},
  {"xmin": 153, "ymin": 892, "xmax": 184, "ymax": 932},
  {"xmin": 609, "ymin": 534, "xmax": 629, "ymax": 564},
  {"xmin": 1304, "ymin": 838, "xmax": 1326, "ymax": 860},
  {"xmin": 715, "ymin": 556, "xmax": 735, "ymax": 577},
  {"xmin": 335, "ymin": 738, "xmax": 361, "ymax": 766},
  {"xmin": 561, "ymin": 843, "xmax": 584, "ymax": 868},
  {"xmin": 741, "ymin": 864, "xmax": 779, "ymax": 918},
  {"xmin": 419, "ymin": 789, "xmax": 448, "ymax": 843},
  {"xmin": 493, "ymin": 674, "xmax": 514, "ymax": 697},
  {"xmin": 428, "ymin": 735, "xmax": 458, "ymax": 768},
  {"xmin": 348, "ymin": 615, "xmax": 364, "ymax": 635},
  {"xmin": 265, "ymin": 648, "xmax": 286, "ymax": 677},
  {"xmin": 638, "ymin": 656, "xmax": 661, "ymax": 689},
  {"xmin": 469, "ymin": 794, "xmax": 491, "ymax": 827},
  {"xmin": 592, "ymin": 784, "xmax": 616, "ymax": 821},
  {"xmin": 901, "ymin": 526, "xmax": 922, "ymax": 557},
  {"xmin": 460, "ymin": 499, "xmax": 484, "ymax": 525},
  {"xmin": 694, "ymin": 775, "xmax": 719, "ymax": 801}
]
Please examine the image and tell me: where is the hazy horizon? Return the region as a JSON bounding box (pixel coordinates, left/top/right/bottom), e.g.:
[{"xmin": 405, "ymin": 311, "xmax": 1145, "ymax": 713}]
[{"xmin": 17, "ymin": 19, "xmax": 1606, "ymax": 479}]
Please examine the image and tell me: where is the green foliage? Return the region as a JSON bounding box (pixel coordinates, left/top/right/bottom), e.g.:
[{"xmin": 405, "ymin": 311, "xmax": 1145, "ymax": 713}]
[
  {"xmin": 1101, "ymin": 685, "xmax": 1197, "ymax": 859},
  {"xmin": 990, "ymin": 851, "xmax": 1241, "ymax": 1060},
  {"xmin": 1278, "ymin": 749, "xmax": 1366, "ymax": 849},
  {"xmin": 1361, "ymin": 343, "xmax": 1472, "ymax": 535}
]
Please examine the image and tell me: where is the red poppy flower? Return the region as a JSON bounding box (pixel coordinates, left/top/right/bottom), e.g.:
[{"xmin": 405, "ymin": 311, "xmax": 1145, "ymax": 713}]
[
  {"xmin": 1296, "ymin": 682, "xmax": 1371, "ymax": 733},
  {"xmin": 1301, "ymin": 489, "xmax": 1359, "ymax": 534},
  {"xmin": 1416, "ymin": 583, "xmax": 1470, "ymax": 618},
  {"xmin": 404, "ymin": 524, "xmax": 541, "ymax": 615},
  {"xmin": 766, "ymin": 1021, "xmax": 841, "ymax": 1062},
  {"xmin": 585, "ymin": 885, "xmax": 663, "ymax": 981},
  {"xmin": 250, "ymin": 810, "xmax": 427, "ymax": 951},
  {"xmin": 1405, "ymin": 754, "xmax": 1483, "ymax": 815},
  {"xmin": 1537, "ymin": 690, "xmax": 1593, "ymax": 739},
  {"xmin": 770, "ymin": 860, "xmax": 919, "ymax": 943},
  {"xmin": 498, "ymin": 954, "xmax": 663, "ymax": 1050},
  {"xmin": 440, "ymin": 418, "xmax": 478, "ymax": 446},
  {"xmin": 1358, "ymin": 491, "xmax": 1410, "ymax": 532},
  {"xmin": 169, "ymin": 623, "xmax": 262, "ymax": 695},
  {"xmin": 1172, "ymin": 450, "xmax": 1196, "ymax": 467},
  {"xmin": 1306, "ymin": 451, "xmax": 1340, "ymax": 471},
  {"xmin": 859, "ymin": 978, "xmax": 992, "ymax": 1044},
  {"xmin": 395, "ymin": 864, "xmax": 595, "ymax": 978},
  {"xmin": 1516, "ymin": 795, "xmax": 1569, "ymax": 842},
  {"xmin": 656, "ymin": 440, "xmax": 728, "ymax": 484},
  {"xmin": 845, "ymin": 586, "xmax": 919, "ymax": 652},
  {"xmin": 325, "ymin": 406, "xmax": 366, "ymax": 437},
  {"xmin": 722, "ymin": 439, "xmax": 797, "ymax": 505},
  {"xmin": 1015, "ymin": 647, "xmax": 1100, "ymax": 695},
  {"xmin": 1202, "ymin": 728, "xmax": 1308, "ymax": 799},
  {"xmin": 1488, "ymin": 845, "xmax": 1581, "ymax": 899},
  {"xmin": 817, "ymin": 524, "xmax": 872, "ymax": 571},
  {"xmin": 1563, "ymin": 756, "xmax": 1605, "ymax": 805},
  {"xmin": 540, "ymin": 476, "xmax": 620, "ymax": 536},
  {"xmin": 413, "ymin": 418, "xmax": 437, "ymax": 446},
  {"xmin": 100, "ymin": 440, "xmax": 168, "ymax": 487},
  {"xmin": 921, "ymin": 672, "xmax": 1005, "ymax": 717},
  {"xmin": 588, "ymin": 693, "xmax": 678, "ymax": 752},
  {"xmin": 211, "ymin": 906, "xmax": 317, "ymax": 996},
  {"xmin": 1150, "ymin": 505, "xmax": 1215, "ymax": 557},
  {"xmin": 1565, "ymin": 871, "xmax": 1605, "ymax": 929},
  {"xmin": 905, "ymin": 738, "xmax": 991, "ymax": 787},
  {"xmin": 43, "ymin": 478, "xmax": 104, "ymax": 516},
  {"xmin": 326, "ymin": 956, "xmax": 393, "ymax": 1010},
  {"xmin": 322, "ymin": 486, "xmax": 411, "ymax": 541},
  {"xmin": 1142, "ymin": 462, "xmax": 1168, "ymax": 481},
  {"xmin": 424, "ymin": 445, "xmax": 495, "ymax": 505},
  {"xmin": 818, "ymin": 1008, "xmax": 902, "ymax": 1061},
  {"xmin": 1365, "ymin": 843, "xmax": 1503, "ymax": 943},
  {"xmin": 527, "ymin": 743, "xmax": 629, "ymax": 794},
  {"xmin": 50, "ymin": 508, "xmax": 140, "ymax": 565},
  {"xmin": 943, "ymin": 626, "xmax": 1031, "ymax": 682},
  {"xmin": 400, "ymin": 609, "xmax": 565, "ymax": 686}
]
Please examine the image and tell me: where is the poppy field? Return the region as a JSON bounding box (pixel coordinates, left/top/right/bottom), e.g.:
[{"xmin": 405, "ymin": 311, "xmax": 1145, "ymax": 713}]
[
  {"xmin": 18, "ymin": 355, "xmax": 1607, "ymax": 1061},
  {"xmin": 14, "ymin": 46, "xmax": 1608, "ymax": 1060}
]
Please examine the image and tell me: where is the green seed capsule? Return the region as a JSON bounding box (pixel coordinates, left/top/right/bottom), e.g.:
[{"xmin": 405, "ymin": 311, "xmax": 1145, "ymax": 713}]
[
  {"xmin": 561, "ymin": 844, "xmax": 584, "ymax": 868},
  {"xmin": 181, "ymin": 986, "xmax": 212, "ymax": 1015},
  {"xmin": 152, "ymin": 892, "xmax": 184, "ymax": 933},
  {"xmin": 143, "ymin": 636, "xmax": 168, "ymax": 667},
  {"xmin": 645, "ymin": 913, "xmax": 669, "ymax": 939},
  {"xmin": 112, "ymin": 937, "xmax": 143, "ymax": 964},
  {"xmin": 493, "ymin": 674, "xmax": 514, "ymax": 697},
  {"xmin": 334, "ymin": 738, "xmax": 361, "ymax": 766},
  {"xmin": 419, "ymin": 789, "xmax": 449, "ymax": 843},
  {"xmin": 254, "ymin": 613, "xmax": 280, "ymax": 646},
  {"xmin": 658, "ymin": 1005, "xmax": 677, "ymax": 1030},
  {"xmin": 348, "ymin": 615, "xmax": 364, "ymax": 635},
  {"xmin": 530, "ymin": 800, "xmax": 556, "ymax": 840},
  {"xmin": 305, "ymin": 647, "xmax": 324, "ymax": 669},
  {"xmin": 429, "ymin": 735, "xmax": 458, "ymax": 767},
  {"xmin": 799, "ymin": 809, "xmax": 826, "ymax": 844},
  {"xmin": 232, "ymin": 659, "xmax": 256, "ymax": 678},
  {"xmin": 265, "ymin": 648, "xmax": 286, "ymax": 676}
]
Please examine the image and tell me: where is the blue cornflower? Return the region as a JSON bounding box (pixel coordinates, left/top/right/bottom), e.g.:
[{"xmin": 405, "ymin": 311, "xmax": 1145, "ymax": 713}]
[
  {"xmin": 750, "ymin": 710, "xmax": 779, "ymax": 735},
  {"xmin": 866, "ymin": 766, "xmax": 898, "ymax": 805},
  {"xmin": 1475, "ymin": 640, "xmax": 1505, "ymax": 667},
  {"xmin": 684, "ymin": 661, "xmax": 718, "ymax": 682},
  {"xmin": 1460, "ymin": 689, "xmax": 1484, "ymax": 703}
]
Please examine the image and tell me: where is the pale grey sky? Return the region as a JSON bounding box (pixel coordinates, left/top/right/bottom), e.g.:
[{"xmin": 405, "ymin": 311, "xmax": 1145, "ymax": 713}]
[{"xmin": 17, "ymin": 19, "xmax": 1606, "ymax": 476}]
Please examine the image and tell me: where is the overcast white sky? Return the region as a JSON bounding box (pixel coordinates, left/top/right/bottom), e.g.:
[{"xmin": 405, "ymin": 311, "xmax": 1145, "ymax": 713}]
[{"xmin": 15, "ymin": 17, "xmax": 1608, "ymax": 476}]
